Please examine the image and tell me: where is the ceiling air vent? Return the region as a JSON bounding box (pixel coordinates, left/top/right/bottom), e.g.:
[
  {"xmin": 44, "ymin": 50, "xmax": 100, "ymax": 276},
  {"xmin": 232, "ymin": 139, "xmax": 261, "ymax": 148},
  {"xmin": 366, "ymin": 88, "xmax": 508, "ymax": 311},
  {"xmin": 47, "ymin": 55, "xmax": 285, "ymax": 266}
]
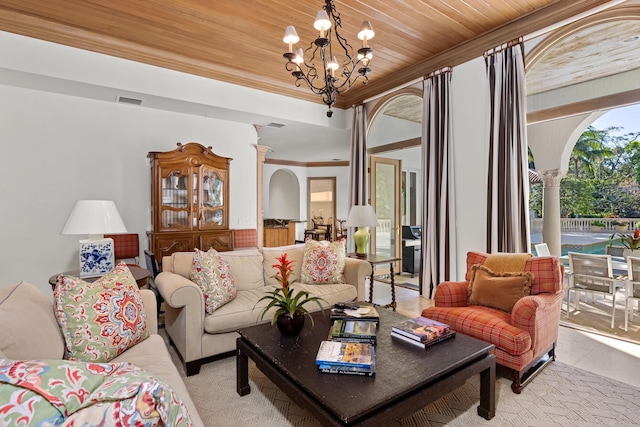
[
  {"xmin": 266, "ymin": 122, "xmax": 285, "ymax": 128},
  {"xmin": 116, "ymin": 96, "xmax": 143, "ymax": 106}
]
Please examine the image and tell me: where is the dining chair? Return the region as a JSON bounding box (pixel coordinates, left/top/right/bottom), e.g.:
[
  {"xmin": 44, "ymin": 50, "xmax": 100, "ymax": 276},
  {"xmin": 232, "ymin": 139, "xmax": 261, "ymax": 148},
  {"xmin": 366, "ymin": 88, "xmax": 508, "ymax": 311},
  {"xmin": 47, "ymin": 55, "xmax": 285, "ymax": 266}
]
[
  {"xmin": 534, "ymin": 243, "xmax": 551, "ymax": 256},
  {"xmin": 144, "ymin": 249, "xmax": 163, "ymax": 324},
  {"xmin": 624, "ymin": 256, "xmax": 640, "ymax": 332},
  {"xmin": 567, "ymin": 252, "xmax": 622, "ymax": 329}
]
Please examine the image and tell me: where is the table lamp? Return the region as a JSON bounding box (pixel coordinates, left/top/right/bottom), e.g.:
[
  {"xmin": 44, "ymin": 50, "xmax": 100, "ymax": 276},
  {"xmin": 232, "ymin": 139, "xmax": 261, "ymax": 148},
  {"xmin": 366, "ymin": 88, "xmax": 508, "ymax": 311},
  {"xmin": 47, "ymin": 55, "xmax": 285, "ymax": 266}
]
[
  {"xmin": 346, "ymin": 205, "xmax": 379, "ymax": 257},
  {"xmin": 61, "ymin": 200, "xmax": 127, "ymax": 277}
]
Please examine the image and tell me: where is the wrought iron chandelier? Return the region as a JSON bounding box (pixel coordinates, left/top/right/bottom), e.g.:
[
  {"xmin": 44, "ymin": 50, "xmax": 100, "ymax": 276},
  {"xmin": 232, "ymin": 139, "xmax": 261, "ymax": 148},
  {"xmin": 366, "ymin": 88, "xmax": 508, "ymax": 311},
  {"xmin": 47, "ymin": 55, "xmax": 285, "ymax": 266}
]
[{"xmin": 282, "ymin": 0, "xmax": 374, "ymax": 117}]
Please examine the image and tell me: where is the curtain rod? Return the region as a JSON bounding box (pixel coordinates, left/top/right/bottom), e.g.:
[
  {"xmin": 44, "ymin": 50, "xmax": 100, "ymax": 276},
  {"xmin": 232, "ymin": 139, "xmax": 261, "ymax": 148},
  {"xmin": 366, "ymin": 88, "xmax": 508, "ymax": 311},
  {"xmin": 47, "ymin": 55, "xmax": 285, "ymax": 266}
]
[
  {"xmin": 484, "ymin": 37, "xmax": 523, "ymax": 57},
  {"xmin": 425, "ymin": 66, "xmax": 453, "ymax": 79}
]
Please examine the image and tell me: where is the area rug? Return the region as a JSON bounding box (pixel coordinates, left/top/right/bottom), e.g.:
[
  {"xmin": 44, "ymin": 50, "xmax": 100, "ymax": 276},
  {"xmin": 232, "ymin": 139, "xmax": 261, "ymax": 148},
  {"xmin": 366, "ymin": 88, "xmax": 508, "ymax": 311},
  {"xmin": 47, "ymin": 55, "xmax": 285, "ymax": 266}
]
[
  {"xmin": 375, "ymin": 277, "xmax": 420, "ymax": 291},
  {"xmin": 562, "ymin": 293, "xmax": 640, "ymax": 345},
  {"xmin": 177, "ymin": 354, "xmax": 640, "ymax": 427}
]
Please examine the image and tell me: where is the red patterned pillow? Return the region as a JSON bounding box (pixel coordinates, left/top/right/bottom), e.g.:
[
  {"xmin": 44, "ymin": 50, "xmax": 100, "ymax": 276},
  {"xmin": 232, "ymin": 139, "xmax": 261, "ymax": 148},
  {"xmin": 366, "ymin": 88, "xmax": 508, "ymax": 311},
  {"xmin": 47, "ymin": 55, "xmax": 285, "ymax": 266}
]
[
  {"xmin": 53, "ymin": 263, "xmax": 149, "ymax": 362},
  {"xmin": 301, "ymin": 240, "xmax": 346, "ymax": 284}
]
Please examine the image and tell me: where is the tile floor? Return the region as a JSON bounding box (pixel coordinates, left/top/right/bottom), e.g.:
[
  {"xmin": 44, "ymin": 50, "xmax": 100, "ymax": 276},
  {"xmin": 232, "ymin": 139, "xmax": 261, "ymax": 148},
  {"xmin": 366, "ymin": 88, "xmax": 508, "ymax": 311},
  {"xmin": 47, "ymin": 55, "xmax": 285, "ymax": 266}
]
[{"xmin": 368, "ymin": 273, "xmax": 640, "ymax": 388}]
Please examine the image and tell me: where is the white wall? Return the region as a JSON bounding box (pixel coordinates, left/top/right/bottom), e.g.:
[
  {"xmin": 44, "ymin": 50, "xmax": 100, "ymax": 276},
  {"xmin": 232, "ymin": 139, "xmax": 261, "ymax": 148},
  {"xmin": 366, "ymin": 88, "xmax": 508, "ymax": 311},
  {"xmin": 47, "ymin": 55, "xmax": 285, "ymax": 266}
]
[{"xmin": 0, "ymin": 84, "xmax": 256, "ymax": 295}]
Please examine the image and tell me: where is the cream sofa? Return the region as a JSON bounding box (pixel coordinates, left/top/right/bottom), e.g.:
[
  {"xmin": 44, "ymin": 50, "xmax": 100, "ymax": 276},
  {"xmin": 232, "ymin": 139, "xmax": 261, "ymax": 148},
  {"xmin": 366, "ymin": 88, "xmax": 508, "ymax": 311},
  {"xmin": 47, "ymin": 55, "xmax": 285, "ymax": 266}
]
[
  {"xmin": 0, "ymin": 281, "xmax": 204, "ymax": 427},
  {"xmin": 157, "ymin": 244, "xmax": 372, "ymax": 375}
]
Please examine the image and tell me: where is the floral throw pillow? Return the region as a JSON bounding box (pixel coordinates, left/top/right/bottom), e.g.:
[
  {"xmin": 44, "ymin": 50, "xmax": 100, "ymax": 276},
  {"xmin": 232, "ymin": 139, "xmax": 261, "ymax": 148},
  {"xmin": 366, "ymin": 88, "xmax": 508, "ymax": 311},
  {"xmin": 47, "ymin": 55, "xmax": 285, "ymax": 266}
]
[
  {"xmin": 301, "ymin": 239, "xmax": 346, "ymax": 284},
  {"xmin": 53, "ymin": 263, "xmax": 150, "ymax": 362},
  {"xmin": 189, "ymin": 248, "xmax": 237, "ymax": 315}
]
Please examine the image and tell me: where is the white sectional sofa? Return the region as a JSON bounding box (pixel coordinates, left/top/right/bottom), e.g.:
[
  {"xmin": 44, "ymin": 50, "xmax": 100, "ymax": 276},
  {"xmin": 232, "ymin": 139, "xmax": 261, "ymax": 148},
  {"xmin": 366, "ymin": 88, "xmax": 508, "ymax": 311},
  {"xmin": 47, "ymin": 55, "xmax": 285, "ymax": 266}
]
[
  {"xmin": 156, "ymin": 244, "xmax": 372, "ymax": 375},
  {"xmin": 0, "ymin": 281, "xmax": 204, "ymax": 426}
]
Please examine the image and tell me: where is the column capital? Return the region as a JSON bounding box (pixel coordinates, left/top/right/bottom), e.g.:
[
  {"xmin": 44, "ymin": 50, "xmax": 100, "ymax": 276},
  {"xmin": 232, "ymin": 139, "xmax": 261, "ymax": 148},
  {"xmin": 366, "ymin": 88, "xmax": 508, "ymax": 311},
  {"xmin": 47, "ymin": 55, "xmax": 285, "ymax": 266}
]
[
  {"xmin": 255, "ymin": 144, "xmax": 270, "ymax": 163},
  {"xmin": 538, "ymin": 169, "xmax": 566, "ymax": 187}
]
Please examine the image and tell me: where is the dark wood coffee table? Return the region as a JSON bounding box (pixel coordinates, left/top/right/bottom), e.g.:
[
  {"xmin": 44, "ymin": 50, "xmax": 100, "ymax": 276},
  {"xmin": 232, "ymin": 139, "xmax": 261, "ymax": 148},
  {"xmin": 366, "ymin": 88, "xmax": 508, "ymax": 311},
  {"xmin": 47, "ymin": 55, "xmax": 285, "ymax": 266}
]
[{"xmin": 237, "ymin": 309, "xmax": 495, "ymax": 426}]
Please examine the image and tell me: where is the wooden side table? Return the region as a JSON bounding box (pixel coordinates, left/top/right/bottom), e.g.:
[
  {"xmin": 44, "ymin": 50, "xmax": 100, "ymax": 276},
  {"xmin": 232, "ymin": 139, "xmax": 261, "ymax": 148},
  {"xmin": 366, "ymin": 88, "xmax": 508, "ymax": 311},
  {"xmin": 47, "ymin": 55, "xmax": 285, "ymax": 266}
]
[
  {"xmin": 49, "ymin": 265, "xmax": 151, "ymax": 290},
  {"xmin": 347, "ymin": 253, "xmax": 401, "ymax": 311}
]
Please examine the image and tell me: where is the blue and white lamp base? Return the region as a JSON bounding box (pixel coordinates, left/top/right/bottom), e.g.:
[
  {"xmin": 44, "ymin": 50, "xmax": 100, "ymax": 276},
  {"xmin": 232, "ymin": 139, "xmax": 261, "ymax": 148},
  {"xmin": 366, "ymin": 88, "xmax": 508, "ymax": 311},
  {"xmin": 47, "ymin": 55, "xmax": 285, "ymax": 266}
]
[{"xmin": 78, "ymin": 238, "xmax": 115, "ymax": 278}]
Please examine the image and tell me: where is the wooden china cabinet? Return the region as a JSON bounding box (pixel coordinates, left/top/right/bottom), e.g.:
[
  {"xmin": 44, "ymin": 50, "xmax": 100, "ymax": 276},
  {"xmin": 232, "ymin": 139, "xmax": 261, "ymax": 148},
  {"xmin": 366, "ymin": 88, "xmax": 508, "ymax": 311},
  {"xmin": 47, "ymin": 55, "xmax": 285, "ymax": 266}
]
[{"xmin": 147, "ymin": 142, "xmax": 234, "ymax": 265}]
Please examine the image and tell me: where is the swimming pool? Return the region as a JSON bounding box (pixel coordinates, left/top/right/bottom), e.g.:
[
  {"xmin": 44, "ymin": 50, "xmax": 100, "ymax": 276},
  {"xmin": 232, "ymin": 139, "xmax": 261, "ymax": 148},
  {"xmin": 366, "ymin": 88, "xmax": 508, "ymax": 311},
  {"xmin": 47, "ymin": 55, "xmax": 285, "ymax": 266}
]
[{"xmin": 532, "ymin": 241, "xmax": 610, "ymax": 256}]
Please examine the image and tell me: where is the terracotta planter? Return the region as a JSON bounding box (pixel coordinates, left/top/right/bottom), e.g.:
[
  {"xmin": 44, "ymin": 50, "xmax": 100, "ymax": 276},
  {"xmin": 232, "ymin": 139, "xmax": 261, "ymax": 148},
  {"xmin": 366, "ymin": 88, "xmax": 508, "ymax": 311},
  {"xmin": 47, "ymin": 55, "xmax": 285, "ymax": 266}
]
[
  {"xmin": 590, "ymin": 225, "xmax": 604, "ymax": 232},
  {"xmin": 276, "ymin": 312, "xmax": 305, "ymax": 336},
  {"xmin": 615, "ymin": 225, "xmax": 629, "ymax": 232}
]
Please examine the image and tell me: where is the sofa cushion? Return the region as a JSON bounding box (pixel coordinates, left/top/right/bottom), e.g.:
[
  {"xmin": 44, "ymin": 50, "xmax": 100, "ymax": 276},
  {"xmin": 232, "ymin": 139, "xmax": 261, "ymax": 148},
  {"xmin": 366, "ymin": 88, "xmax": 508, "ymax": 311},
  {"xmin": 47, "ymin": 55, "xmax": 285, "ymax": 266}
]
[
  {"xmin": 189, "ymin": 248, "xmax": 237, "ymax": 314},
  {"xmin": 300, "ymin": 240, "xmax": 346, "ymax": 284},
  {"xmin": 203, "ymin": 283, "xmax": 357, "ymax": 334},
  {"xmin": 0, "ymin": 281, "xmax": 65, "ymax": 360},
  {"xmin": 54, "ymin": 263, "xmax": 150, "ymax": 362},
  {"xmin": 262, "ymin": 244, "xmax": 305, "ymax": 287},
  {"xmin": 111, "ymin": 334, "xmax": 201, "ymax": 424},
  {"xmin": 423, "ymin": 305, "xmax": 532, "ymax": 356},
  {"xmin": 220, "ymin": 249, "xmax": 265, "ymax": 291},
  {"xmin": 467, "ymin": 265, "xmax": 533, "ymax": 313}
]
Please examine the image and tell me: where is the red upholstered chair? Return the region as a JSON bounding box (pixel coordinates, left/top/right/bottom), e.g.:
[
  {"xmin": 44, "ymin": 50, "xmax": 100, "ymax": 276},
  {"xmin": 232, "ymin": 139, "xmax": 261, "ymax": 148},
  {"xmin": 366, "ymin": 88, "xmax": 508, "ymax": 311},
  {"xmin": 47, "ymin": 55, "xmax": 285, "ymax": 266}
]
[
  {"xmin": 422, "ymin": 251, "xmax": 564, "ymax": 393},
  {"xmin": 232, "ymin": 229, "xmax": 258, "ymax": 249},
  {"xmin": 104, "ymin": 233, "xmax": 139, "ymax": 265}
]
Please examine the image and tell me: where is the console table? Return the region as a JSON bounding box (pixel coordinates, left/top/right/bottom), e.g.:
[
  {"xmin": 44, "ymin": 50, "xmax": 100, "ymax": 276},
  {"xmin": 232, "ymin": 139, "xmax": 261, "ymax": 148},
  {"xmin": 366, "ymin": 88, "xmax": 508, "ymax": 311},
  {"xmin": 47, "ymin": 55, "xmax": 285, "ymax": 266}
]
[{"xmin": 347, "ymin": 253, "xmax": 401, "ymax": 311}]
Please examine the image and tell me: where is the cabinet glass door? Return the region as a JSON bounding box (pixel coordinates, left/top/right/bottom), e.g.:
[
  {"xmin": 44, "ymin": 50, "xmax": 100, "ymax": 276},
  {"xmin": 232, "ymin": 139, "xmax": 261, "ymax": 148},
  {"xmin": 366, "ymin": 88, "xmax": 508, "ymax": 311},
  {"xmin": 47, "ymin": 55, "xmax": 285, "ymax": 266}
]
[
  {"xmin": 160, "ymin": 168, "xmax": 191, "ymax": 231},
  {"xmin": 199, "ymin": 166, "xmax": 226, "ymax": 229}
]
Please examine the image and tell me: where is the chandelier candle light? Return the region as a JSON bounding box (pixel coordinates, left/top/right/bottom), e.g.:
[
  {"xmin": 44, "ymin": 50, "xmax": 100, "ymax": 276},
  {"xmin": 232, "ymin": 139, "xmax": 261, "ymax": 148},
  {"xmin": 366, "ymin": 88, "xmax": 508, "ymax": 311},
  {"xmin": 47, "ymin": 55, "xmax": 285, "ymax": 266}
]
[{"xmin": 282, "ymin": 0, "xmax": 374, "ymax": 117}]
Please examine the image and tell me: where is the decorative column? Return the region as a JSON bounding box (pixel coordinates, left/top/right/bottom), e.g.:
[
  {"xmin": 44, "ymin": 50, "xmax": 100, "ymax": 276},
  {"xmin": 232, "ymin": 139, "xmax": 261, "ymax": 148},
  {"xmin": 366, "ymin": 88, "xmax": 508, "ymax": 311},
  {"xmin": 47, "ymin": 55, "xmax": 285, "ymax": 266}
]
[
  {"xmin": 538, "ymin": 169, "xmax": 565, "ymax": 256},
  {"xmin": 255, "ymin": 141, "xmax": 270, "ymax": 248}
]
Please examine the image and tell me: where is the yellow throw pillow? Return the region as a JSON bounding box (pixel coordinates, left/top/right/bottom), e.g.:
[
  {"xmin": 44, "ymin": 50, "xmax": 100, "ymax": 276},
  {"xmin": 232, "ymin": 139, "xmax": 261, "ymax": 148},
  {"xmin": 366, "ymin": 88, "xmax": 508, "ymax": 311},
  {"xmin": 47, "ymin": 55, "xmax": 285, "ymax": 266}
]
[{"xmin": 467, "ymin": 264, "xmax": 533, "ymax": 313}]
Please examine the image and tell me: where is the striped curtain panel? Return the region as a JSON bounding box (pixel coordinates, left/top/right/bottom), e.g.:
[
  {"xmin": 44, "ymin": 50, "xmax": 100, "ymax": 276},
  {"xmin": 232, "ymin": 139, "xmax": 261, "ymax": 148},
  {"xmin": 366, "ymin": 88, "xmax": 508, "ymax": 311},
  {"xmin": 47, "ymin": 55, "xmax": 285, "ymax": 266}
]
[
  {"xmin": 348, "ymin": 104, "xmax": 368, "ymax": 251},
  {"xmin": 421, "ymin": 69, "xmax": 452, "ymax": 298},
  {"xmin": 485, "ymin": 42, "xmax": 531, "ymax": 254}
]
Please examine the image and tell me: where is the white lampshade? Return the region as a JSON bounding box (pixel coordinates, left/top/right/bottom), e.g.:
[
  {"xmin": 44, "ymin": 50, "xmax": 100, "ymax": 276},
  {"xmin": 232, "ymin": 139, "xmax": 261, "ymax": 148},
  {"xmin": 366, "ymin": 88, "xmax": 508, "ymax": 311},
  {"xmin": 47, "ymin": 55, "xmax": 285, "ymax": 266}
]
[
  {"xmin": 357, "ymin": 21, "xmax": 375, "ymax": 41},
  {"xmin": 345, "ymin": 205, "xmax": 378, "ymax": 228},
  {"xmin": 61, "ymin": 200, "xmax": 127, "ymax": 238},
  {"xmin": 314, "ymin": 10, "xmax": 331, "ymax": 32},
  {"xmin": 283, "ymin": 25, "xmax": 300, "ymax": 45}
]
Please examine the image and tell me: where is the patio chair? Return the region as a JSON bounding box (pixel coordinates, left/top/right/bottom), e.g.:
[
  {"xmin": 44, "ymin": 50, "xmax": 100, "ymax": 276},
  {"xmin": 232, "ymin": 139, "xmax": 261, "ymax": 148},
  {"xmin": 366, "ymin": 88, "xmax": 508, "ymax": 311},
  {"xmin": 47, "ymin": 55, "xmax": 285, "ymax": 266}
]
[
  {"xmin": 625, "ymin": 256, "xmax": 640, "ymax": 332},
  {"xmin": 567, "ymin": 252, "xmax": 624, "ymax": 329},
  {"xmin": 534, "ymin": 243, "xmax": 550, "ymax": 256}
]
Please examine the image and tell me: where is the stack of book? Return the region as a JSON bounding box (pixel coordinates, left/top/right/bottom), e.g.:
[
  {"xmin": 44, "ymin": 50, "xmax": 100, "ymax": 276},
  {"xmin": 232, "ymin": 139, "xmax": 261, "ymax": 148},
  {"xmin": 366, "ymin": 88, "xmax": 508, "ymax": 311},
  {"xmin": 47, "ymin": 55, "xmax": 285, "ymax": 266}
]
[
  {"xmin": 329, "ymin": 302, "xmax": 379, "ymax": 345},
  {"xmin": 329, "ymin": 319, "xmax": 377, "ymax": 344},
  {"xmin": 315, "ymin": 340, "xmax": 376, "ymax": 377},
  {"xmin": 390, "ymin": 316, "xmax": 455, "ymax": 349}
]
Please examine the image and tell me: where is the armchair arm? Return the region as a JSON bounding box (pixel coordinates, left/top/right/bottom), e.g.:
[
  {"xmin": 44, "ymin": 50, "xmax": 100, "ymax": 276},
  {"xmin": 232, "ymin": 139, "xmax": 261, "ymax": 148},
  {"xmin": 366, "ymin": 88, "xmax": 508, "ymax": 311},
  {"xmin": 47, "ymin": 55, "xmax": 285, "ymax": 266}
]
[
  {"xmin": 155, "ymin": 271, "xmax": 205, "ymax": 363},
  {"xmin": 343, "ymin": 257, "xmax": 373, "ymax": 301},
  {"xmin": 511, "ymin": 291, "xmax": 563, "ymax": 356},
  {"xmin": 433, "ymin": 281, "xmax": 469, "ymax": 307}
]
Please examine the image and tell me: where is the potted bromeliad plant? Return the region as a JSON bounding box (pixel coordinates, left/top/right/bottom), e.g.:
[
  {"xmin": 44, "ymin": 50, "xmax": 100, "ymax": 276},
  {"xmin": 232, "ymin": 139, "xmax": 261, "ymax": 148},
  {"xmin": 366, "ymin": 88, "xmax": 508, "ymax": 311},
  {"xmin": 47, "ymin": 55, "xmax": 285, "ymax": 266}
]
[
  {"xmin": 609, "ymin": 228, "xmax": 640, "ymax": 258},
  {"xmin": 254, "ymin": 253, "xmax": 326, "ymax": 336}
]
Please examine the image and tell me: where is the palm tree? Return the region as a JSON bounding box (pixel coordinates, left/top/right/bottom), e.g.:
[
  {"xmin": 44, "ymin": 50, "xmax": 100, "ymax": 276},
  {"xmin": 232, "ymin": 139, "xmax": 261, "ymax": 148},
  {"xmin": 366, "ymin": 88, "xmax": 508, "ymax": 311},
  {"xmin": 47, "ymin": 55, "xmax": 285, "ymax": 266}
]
[{"xmin": 571, "ymin": 126, "xmax": 613, "ymax": 179}]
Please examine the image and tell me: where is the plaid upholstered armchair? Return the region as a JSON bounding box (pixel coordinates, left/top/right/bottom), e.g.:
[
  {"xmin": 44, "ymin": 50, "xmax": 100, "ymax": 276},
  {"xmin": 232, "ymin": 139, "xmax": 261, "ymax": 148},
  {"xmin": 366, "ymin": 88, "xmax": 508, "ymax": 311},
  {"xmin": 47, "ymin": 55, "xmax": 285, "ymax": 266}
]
[{"xmin": 422, "ymin": 251, "xmax": 564, "ymax": 393}]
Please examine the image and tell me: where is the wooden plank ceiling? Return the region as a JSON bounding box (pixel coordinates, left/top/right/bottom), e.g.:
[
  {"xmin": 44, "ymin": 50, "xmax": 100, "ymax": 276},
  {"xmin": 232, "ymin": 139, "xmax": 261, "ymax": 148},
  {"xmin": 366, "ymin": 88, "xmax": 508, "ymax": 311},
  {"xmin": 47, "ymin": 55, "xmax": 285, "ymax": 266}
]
[{"xmin": 0, "ymin": 0, "xmax": 617, "ymax": 109}]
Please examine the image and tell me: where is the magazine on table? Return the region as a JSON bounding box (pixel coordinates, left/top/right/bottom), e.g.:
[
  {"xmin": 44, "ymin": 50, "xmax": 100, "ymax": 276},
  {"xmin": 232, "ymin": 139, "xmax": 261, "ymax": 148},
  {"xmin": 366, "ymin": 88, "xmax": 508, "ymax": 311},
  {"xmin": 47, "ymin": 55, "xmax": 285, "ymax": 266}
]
[
  {"xmin": 330, "ymin": 319, "xmax": 377, "ymax": 341},
  {"xmin": 391, "ymin": 329, "xmax": 456, "ymax": 349},
  {"xmin": 330, "ymin": 302, "xmax": 380, "ymax": 322},
  {"xmin": 391, "ymin": 316, "xmax": 450, "ymax": 343},
  {"xmin": 315, "ymin": 341, "xmax": 375, "ymax": 369}
]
